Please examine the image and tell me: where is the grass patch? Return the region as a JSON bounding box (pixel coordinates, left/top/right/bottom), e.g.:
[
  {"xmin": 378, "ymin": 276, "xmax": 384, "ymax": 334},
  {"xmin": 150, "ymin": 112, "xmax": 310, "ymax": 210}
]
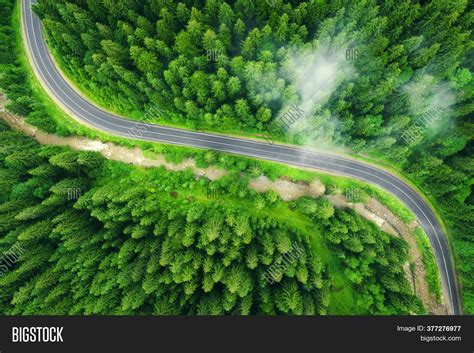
[
  {"xmin": 4, "ymin": 0, "xmax": 445, "ymax": 313},
  {"xmin": 414, "ymin": 228, "xmax": 442, "ymax": 303},
  {"xmin": 8, "ymin": 0, "xmax": 424, "ymax": 230},
  {"xmin": 98, "ymin": 159, "xmax": 363, "ymax": 314}
]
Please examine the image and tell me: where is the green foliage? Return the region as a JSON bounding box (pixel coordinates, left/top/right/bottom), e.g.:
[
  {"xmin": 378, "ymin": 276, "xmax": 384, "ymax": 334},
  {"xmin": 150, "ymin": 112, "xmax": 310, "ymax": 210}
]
[
  {"xmin": 0, "ymin": 0, "xmax": 60, "ymax": 134},
  {"xmin": 27, "ymin": 0, "xmax": 473, "ymax": 313},
  {"xmin": 322, "ymin": 209, "xmax": 424, "ymax": 314},
  {"xmin": 0, "ymin": 125, "xmax": 325, "ymax": 314},
  {"xmin": 2, "ymin": 0, "xmax": 471, "ymax": 313},
  {"xmin": 0, "ymin": 124, "xmax": 422, "ymax": 315},
  {"xmin": 0, "ymin": 0, "xmax": 15, "ymax": 64},
  {"xmin": 414, "ymin": 228, "xmax": 442, "ymax": 303}
]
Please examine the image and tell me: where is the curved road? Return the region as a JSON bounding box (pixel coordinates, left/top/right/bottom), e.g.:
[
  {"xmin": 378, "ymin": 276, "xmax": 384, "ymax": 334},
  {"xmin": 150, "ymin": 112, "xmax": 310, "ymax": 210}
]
[{"xmin": 22, "ymin": 0, "xmax": 461, "ymax": 314}]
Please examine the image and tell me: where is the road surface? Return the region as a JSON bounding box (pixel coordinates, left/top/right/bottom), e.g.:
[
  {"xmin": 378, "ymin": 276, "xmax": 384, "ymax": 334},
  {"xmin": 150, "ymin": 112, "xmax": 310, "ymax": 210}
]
[{"xmin": 22, "ymin": 0, "xmax": 461, "ymax": 314}]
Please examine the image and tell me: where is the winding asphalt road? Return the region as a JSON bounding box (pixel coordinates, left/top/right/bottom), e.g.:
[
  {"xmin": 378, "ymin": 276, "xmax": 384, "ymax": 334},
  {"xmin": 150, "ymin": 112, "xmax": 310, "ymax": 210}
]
[{"xmin": 22, "ymin": 0, "xmax": 461, "ymax": 314}]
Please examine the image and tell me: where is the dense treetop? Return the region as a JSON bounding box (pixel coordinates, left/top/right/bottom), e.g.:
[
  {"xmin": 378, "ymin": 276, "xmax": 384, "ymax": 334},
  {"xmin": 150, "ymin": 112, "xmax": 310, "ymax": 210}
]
[
  {"xmin": 0, "ymin": 122, "xmax": 422, "ymax": 314},
  {"xmin": 0, "ymin": 0, "xmax": 472, "ymax": 312},
  {"xmin": 29, "ymin": 0, "xmax": 473, "ymax": 312}
]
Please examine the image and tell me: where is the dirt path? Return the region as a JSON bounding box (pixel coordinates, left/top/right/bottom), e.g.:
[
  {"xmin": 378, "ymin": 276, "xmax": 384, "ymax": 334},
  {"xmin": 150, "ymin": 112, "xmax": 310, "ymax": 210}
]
[
  {"xmin": 1, "ymin": 100, "xmax": 445, "ymax": 313},
  {"xmin": 328, "ymin": 194, "xmax": 447, "ymax": 314},
  {"xmin": 365, "ymin": 199, "xmax": 448, "ymax": 314},
  {"xmin": 249, "ymin": 175, "xmax": 325, "ymax": 200},
  {"xmin": 0, "ymin": 106, "xmax": 226, "ymax": 180}
]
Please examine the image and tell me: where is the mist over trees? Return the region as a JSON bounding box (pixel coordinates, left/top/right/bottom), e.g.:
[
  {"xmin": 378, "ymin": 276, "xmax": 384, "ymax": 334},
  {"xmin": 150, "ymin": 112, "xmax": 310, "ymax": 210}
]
[
  {"xmin": 0, "ymin": 0, "xmax": 471, "ymax": 313},
  {"xmin": 29, "ymin": 0, "xmax": 473, "ymax": 312}
]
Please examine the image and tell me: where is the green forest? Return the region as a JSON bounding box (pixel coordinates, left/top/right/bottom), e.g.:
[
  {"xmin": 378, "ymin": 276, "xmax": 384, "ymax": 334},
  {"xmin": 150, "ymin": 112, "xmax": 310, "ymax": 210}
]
[
  {"xmin": 0, "ymin": 0, "xmax": 472, "ymax": 314},
  {"xmin": 0, "ymin": 121, "xmax": 423, "ymax": 314}
]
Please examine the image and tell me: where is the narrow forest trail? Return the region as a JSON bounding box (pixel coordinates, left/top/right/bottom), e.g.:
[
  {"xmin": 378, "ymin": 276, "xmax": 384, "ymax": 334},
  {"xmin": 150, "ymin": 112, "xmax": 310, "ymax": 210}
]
[
  {"xmin": 0, "ymin": 103, "xmax": 447, "ymax": 313},
  {"xmin": 18, "ymin": 0, "xmax": 461, "ymax": 314}
]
